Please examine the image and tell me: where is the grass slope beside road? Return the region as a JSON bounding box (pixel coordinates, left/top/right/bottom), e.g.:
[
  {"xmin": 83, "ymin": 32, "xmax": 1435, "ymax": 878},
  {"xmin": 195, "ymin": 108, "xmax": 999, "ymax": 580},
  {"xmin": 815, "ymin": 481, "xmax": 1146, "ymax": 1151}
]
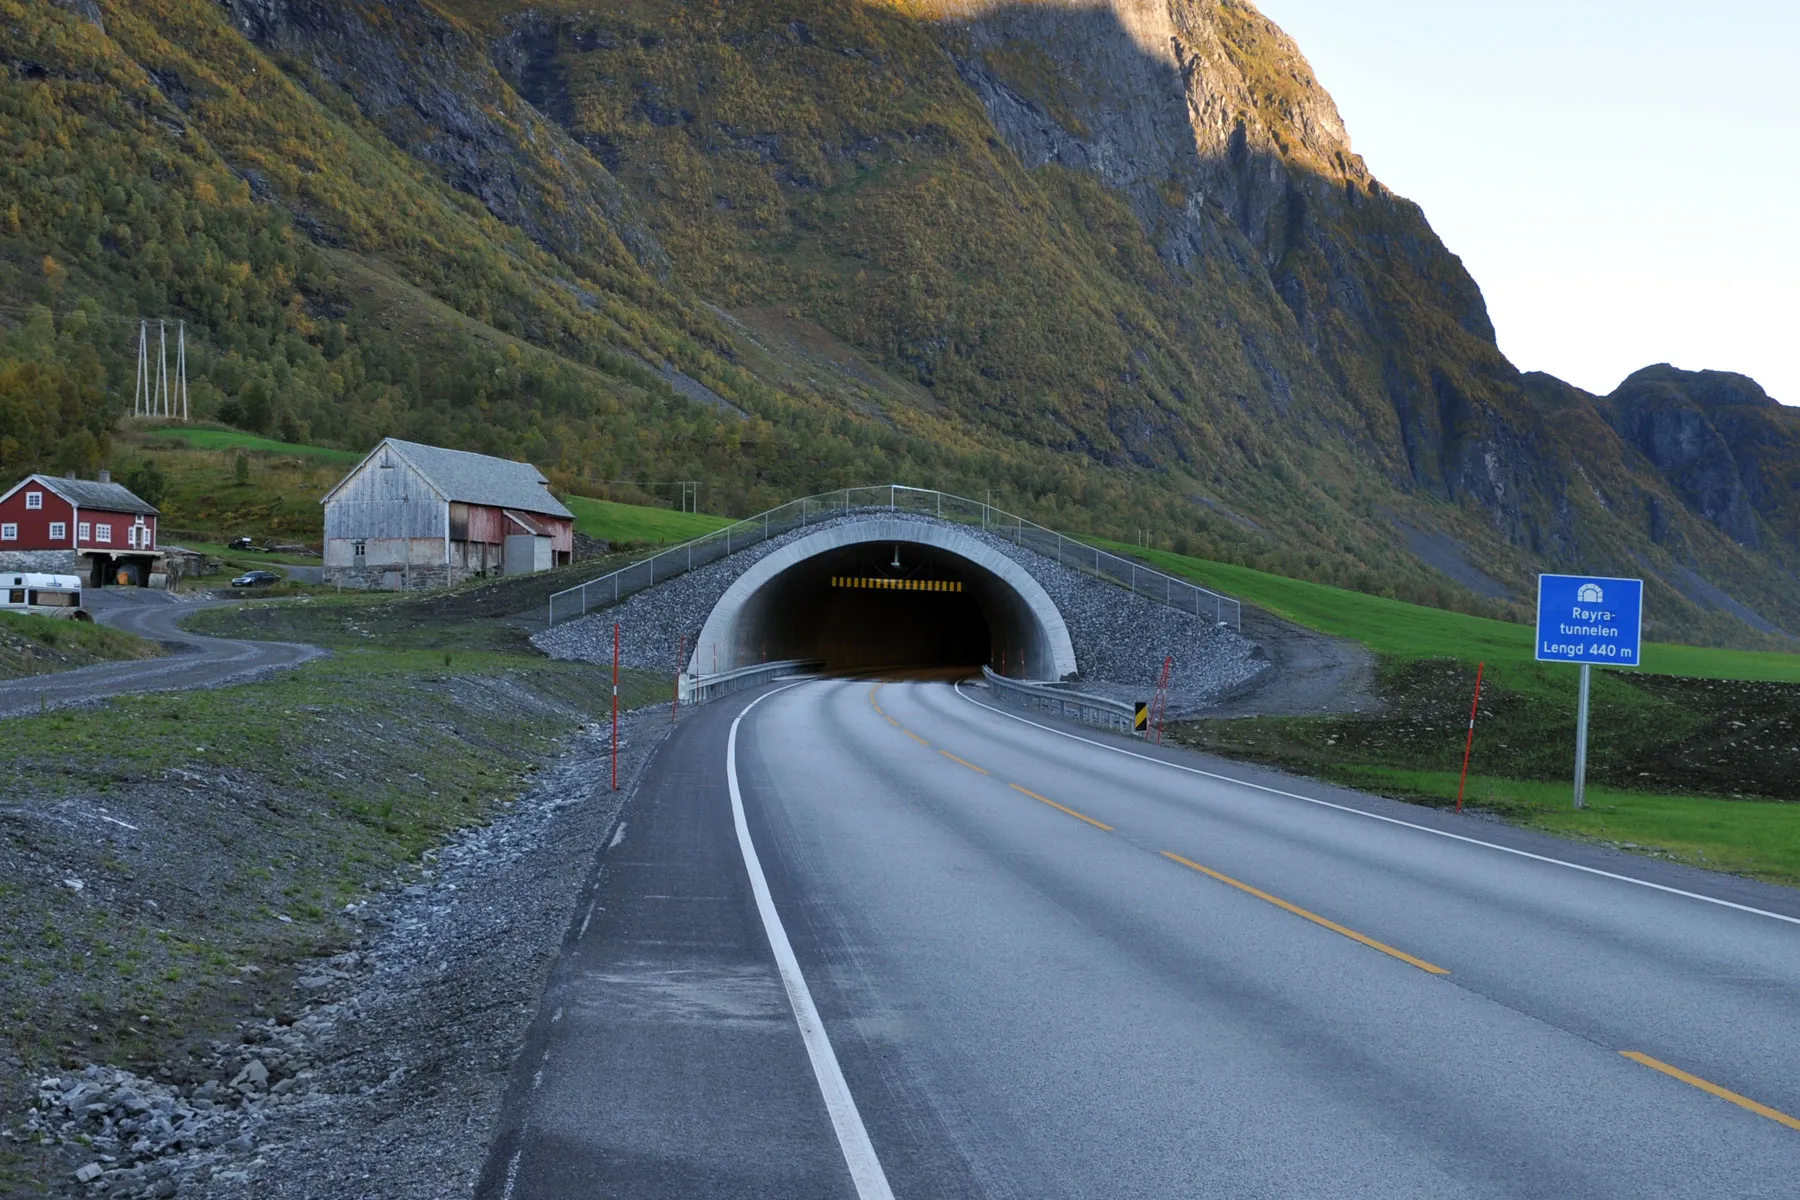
[
  {"xmin": 1100, "ymin": 540, "xmax": 1800, "ymax": 682},
  {"xmin": 0, "ymin": 581, "xmax": 670, "ymax": 1193},
  {"xmin": 1092, "ymin": 540, "xmax": 1800, "ymax": 886},
  {"xmin": 0, "ymin": 612, "xmax": 163, "ymax": 681}
]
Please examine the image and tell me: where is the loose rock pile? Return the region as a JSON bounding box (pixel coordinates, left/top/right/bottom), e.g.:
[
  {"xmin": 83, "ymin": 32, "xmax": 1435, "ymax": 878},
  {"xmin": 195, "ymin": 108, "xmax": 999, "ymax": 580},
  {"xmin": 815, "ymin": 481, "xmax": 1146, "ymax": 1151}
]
[
  {"xmin": 533, "ymin": 511, "xmax": 1267, "ymax": 713},
  {"xmin": 10, "ymin": 1021, "xmax": 313, "ymax": 1198}
]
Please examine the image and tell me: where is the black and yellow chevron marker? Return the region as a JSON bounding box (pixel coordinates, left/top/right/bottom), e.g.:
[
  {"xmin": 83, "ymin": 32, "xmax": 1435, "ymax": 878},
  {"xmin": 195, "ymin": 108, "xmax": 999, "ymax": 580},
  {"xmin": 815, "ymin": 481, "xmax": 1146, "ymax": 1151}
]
[
  {"xmin": 831, "ymin": 576, "xmax": 964, "ymax": 592},
  {"xmin": 1134, "ymin": 702, "xmax": 1149, "ymax": 733}
]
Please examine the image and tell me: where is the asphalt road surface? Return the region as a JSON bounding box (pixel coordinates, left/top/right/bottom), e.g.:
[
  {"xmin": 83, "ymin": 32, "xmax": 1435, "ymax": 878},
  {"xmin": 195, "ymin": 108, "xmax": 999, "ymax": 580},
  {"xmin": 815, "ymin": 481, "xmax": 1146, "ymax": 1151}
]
[
  {"xmin": 481, "ymin": 677, "xmax": 1800, "ymax": 1199},
  {"xmin": 0, "ymin": 589, "xmax": 321, "ymax": 717}
]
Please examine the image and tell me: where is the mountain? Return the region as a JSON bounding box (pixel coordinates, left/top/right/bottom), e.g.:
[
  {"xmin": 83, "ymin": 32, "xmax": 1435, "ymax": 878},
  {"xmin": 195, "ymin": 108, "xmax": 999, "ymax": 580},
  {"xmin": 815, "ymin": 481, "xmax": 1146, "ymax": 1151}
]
[{"xmin": 2, "ymin": 0, "xmax": 1796, "ymax": 645}]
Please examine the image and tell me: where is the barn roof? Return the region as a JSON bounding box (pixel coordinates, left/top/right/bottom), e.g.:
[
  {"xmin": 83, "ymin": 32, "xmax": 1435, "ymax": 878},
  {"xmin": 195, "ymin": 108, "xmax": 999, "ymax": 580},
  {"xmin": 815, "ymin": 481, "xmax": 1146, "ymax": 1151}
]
[
  {"xmin": 5, "ymin": 474, "xmax": 161, "ymax": 515},
  {"xmin": 326, "ymin": 439, "xmax": 573, "ymax": 519}
]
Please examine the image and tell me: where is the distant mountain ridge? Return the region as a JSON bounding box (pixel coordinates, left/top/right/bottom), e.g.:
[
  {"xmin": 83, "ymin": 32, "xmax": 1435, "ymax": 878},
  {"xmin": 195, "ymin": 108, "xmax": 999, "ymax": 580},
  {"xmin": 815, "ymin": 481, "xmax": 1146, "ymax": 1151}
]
[{"xmin": 2, "ymin": 0, "xmax": 1796, "ymax": 645}]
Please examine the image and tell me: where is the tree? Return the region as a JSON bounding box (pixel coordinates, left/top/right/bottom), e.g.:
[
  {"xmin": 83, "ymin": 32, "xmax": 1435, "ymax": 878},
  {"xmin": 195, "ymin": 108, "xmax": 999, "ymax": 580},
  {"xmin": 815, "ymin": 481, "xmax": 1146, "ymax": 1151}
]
[{"xmin": 122, "ymin": 458, "xmax": 168, "ymax": 508}]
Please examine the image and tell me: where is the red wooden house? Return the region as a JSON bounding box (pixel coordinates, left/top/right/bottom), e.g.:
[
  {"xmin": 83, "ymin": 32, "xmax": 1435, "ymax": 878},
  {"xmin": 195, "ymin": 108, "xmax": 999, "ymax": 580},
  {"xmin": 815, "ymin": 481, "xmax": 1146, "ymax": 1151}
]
[{"xmin": 0, "ymin": 471, "xmax": 163, "ymax": 585}]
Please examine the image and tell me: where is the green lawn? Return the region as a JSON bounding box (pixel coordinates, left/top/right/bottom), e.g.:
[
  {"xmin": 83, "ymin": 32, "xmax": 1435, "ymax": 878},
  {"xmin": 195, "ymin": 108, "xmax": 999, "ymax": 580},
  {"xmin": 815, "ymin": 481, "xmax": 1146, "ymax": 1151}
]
[
  {"xmin": 143, "ymin": 425, "xmax": 363, "ymax": 464},
  {"xmin": 563, "ymin": 494, "xmax": 735, "ymax": 546},
  {"xmin": 1333, "ymin": 767, "xmax": 1800, "ymax": 887},
  {"xmin": 1099, "ymin": 540, "xmax": 1800, "ymax": 684}
]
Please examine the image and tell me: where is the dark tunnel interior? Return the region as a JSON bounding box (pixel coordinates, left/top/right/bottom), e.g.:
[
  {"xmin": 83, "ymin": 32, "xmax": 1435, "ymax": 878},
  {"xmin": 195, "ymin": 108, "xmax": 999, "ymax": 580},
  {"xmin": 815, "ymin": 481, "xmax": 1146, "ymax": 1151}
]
[{"xmin": 729, "ymin": 542, "xmax": 1046, "ymax": 675}]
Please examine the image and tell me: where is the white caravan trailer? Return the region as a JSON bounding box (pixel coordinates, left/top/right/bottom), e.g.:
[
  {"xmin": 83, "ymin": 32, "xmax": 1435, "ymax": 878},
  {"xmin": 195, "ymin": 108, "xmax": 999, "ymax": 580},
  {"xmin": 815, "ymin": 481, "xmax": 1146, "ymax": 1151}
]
[{"xmin": 0, "ymin": 573, "xmax": 90, "ymax": 620}]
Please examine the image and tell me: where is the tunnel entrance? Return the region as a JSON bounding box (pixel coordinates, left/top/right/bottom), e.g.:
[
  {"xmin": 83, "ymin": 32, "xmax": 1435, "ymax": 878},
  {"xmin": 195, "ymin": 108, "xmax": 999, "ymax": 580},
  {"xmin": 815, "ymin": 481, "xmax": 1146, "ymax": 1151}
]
[
  {"xmin": 755, "ymin": 543, "xmax": 992, "ymax": 673},
  {"xmin": 692, "ymin": 520, "xmax": 1079, "ymax": 681}
]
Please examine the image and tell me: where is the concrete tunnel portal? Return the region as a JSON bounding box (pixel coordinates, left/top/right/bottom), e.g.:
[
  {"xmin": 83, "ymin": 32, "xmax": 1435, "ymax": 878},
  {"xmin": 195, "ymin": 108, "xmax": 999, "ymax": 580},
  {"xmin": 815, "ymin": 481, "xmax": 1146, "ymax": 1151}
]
[{"xmin": 691, "ymin": 521, "xmax": 1079, "ymax": 680}]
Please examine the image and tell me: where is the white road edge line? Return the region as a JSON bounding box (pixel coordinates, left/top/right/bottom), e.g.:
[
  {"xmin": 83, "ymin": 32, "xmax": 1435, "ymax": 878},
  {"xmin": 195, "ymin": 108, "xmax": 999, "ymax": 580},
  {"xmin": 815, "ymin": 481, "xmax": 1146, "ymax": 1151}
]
[
  {"xmin": 953, "ymin": 682, "xmax": 1800, "ymax": 929},
  {"xmin": 730, "ymin": 683, "xmax": 896, "ymax": 1200}
]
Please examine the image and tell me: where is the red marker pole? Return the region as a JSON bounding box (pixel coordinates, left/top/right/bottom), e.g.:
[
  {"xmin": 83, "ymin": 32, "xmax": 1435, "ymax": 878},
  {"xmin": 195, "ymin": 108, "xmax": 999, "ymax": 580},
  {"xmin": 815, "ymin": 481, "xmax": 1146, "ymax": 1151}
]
[
  {"xmin": 611, "ymin": 622, "xmax": 620, "ymax": 792},
  {"xmin": 1456, "ymin": 661, "xmax": 1484, "ymax": 812}
]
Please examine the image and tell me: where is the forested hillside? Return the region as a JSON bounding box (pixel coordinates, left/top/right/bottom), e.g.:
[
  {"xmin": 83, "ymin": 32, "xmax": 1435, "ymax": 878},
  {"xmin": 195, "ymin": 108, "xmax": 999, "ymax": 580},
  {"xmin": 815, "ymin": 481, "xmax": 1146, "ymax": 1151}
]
[{"xmin": 2, "ymin": 0, "xmax": 1796, "ymax": 645}]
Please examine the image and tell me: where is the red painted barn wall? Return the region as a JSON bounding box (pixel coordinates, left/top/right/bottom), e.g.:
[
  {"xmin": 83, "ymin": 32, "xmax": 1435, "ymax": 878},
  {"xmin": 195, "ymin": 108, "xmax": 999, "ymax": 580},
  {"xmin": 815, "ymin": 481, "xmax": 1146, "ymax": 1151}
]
[
  {"xmin": 465, "ymin": 504, "xmax": 508, "ymax": 545},
  {"xmin": 0, "ymin": 484, "xmax": 75, "ymax": 549},
  {"xmin": 545, "ymin": 516, "xmax": 573, "ymax": 555}
]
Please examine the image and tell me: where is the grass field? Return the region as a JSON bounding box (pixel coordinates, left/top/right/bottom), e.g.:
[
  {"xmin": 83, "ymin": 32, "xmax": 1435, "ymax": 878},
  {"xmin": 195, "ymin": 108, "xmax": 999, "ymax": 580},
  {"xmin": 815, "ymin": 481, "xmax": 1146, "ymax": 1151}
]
[
  {"xmin": 563, "ymin": 495, "xmax": 735, "ymax": 546},
  {"xmin": 141, "ymin": 426, "xmax": 363, "ymax": 465},
  {"xmin": 1332, "ymin": 767, "xmax": 1800, "ymax": 886}
]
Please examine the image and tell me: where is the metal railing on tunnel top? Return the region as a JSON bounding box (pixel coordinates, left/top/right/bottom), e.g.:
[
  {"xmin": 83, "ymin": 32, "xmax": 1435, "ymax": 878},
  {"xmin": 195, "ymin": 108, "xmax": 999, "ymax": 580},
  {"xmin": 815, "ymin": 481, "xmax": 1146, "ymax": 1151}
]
[
  {"xmin": 980, "ymin": 666, "xmax": 1138, "ymax": 734},
  {"xmin": 547, "ymin": 483, "xmax": 1241, "ymax": 633},
  {"xmin": 681, "ymin": 659, "xmax": 824, "ymax": 706}
]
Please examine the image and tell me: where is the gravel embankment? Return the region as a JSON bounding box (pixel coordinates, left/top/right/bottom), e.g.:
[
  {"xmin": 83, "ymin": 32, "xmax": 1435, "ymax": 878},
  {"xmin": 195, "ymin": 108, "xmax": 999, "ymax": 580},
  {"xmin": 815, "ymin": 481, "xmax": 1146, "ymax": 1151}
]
[
  {"xmin": 533, "ymin": 511, "xmax": 1267, "ymax": 713},
  {"xmin": 4, "ymin": 695, "xmax": 669, "ymax": 1199}
]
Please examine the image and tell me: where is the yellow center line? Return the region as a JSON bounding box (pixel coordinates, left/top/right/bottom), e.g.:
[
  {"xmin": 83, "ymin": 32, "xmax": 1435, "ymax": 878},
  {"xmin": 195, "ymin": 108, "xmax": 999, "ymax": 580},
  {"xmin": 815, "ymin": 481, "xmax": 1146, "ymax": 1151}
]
[
  {"xmin": 886, "ymin": 716, "xmax": 900, "ymax": 727},
  {"xmin": 868, "ymin": 683, "xmax": 888, "ymax": 718},
  {"xmin": 939, "ymin": 751, "xmax": 989, "ymax": 775},
  {"xmin": 905, "ymin": 730, "xmax": 931, "ymax": 748},
  {"xmin": 1161, "ymin": 852, "xmax": 1449, "ymax": 976},
  {"xmin": 1009, "ymin": 784, "xmax": 1114, "ymax": 831},
  {"xmin": 1620, "ymin": 1052, "xmax": 1800, "ymax": 1131}
]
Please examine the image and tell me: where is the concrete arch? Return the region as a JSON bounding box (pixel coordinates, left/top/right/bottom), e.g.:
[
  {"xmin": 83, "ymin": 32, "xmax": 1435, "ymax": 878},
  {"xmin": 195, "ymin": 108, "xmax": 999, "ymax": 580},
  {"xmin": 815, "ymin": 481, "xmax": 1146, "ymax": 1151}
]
[{"xmin": 693, "ymin": 519, "xmax": 1077, "ymax": 680}]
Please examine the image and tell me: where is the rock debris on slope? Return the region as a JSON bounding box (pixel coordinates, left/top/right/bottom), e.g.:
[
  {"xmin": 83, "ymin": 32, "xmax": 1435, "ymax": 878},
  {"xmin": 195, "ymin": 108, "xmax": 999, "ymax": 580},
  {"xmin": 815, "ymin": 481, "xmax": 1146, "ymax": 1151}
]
[{"xmin": 531, "ymin": 510, "xmax": 1267, "ymax": 714}]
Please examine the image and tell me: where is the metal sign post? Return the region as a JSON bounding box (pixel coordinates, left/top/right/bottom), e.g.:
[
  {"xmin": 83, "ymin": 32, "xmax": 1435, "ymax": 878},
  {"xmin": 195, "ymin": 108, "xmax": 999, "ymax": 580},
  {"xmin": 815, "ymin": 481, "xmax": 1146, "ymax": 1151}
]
[
  {"xmin": 1535, "ymin": 575, "xmax": 1644, "ymax": 810},
  {"xmin": 1573, "ymin": 663, "xmax": 1592, "ymax": 809}
]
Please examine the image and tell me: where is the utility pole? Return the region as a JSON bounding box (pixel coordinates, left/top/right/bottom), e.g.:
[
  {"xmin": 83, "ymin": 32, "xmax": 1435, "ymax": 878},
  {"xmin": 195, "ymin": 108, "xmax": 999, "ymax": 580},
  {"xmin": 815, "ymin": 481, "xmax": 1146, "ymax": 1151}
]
[
  {"xmin": 131, "ymin": 318, "xmax": 188, "ymax": 421},
  {"xmin": 133, "ymin": 322, "xmax": 149, "ymax": 417},
  {"xmin": 155, "ymin": 320, "xmax": 170, "ymax": 417},
  {"xmin": 177, "ymin": 321, "xmax": 188, "ymax": 421}
]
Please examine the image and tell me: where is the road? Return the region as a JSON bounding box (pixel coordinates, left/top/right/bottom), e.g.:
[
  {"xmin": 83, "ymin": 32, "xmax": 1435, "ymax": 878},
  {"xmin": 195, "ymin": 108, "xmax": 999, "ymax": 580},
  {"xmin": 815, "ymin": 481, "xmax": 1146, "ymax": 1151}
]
[
  {"xmin": 0, "ymin": 589, "xmax": 322, "ymax": 718},
  {"xmin": 480, "ymin": 677, "xmax": 1800, "ymax": 1199}
]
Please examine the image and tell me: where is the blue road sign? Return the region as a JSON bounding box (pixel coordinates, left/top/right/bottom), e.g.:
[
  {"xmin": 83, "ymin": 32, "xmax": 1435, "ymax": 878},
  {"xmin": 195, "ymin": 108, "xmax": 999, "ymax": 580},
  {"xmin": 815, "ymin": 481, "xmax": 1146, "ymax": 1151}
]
[{"xmin": 1536, "ymin": 574, "xmax": 1644, "ymax": 667}]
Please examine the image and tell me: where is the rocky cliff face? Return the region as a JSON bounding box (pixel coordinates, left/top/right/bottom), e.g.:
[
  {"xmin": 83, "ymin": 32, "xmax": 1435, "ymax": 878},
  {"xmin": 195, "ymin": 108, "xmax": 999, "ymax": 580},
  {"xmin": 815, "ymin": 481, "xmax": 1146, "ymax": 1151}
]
[
  {"xmin": 6, "ymin": 0, "xmax": 1795, "ymax": 644},
  {"xmin": 1602, "ymin": 365, "xmax": 1799, "ymax": 550},
  {"xmin": 216, "ymin": 0, "xmax": 666, "ymax": 276}
]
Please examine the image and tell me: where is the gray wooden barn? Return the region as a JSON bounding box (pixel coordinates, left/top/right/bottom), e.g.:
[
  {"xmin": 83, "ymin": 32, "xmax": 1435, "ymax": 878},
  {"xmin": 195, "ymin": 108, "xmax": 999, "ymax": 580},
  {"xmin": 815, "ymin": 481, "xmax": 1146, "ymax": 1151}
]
[{"xmin": 321, "ymin": 439, "xmax": 575, "ymax": 590}]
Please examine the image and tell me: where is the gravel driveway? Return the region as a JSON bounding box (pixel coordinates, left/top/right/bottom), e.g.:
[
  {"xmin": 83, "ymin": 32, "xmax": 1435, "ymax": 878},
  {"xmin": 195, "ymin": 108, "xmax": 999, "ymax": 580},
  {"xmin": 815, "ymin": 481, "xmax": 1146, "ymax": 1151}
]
[{"xmin": 0, "ymin": 591, "xmax": 322, "ymax": 718}]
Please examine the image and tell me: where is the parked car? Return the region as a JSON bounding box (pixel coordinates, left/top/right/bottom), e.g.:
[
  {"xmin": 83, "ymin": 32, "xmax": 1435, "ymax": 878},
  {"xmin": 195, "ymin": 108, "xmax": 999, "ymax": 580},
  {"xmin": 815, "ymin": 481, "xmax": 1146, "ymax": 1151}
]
[
  {"xmin": 227, "ymin": 536, "xmax": 255, "ymax": 550},
  {"xmin": 230, "ymin": 569, "xmax": 281, "ymax": 588}
]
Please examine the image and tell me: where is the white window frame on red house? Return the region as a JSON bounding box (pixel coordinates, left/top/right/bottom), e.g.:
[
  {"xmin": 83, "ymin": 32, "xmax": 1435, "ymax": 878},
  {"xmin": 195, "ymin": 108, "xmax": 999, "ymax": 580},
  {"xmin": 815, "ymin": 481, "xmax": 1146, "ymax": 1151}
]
[
  {"xmin": 0, "ymin": 523, "xmax": 15, "ymax": 541},
  {"xmin": 24, "ymin": 492, "xmax": 41, "ymax": 510},
  {"xmin": 78, "ymin": 522, "xmax": 91, "ymax": 542},
  {"xmin": 96, "ymin": 524, "xmax": 111, "ymax": 544},
  {"xmin": 49, "ymin": 521, "xmax": 66, "ymax": 540}
]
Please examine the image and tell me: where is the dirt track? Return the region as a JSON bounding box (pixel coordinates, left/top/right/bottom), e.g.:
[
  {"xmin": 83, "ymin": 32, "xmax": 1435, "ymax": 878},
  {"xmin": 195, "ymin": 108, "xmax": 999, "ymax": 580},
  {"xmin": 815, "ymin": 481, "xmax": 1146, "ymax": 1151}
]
[
  {"xmin": 0, "ymin": 591, "xmax": 321, "ymax": 718},
  {"xmin": 1197, "ymin": 604, "xmax": 1380, "ymax": 719}
]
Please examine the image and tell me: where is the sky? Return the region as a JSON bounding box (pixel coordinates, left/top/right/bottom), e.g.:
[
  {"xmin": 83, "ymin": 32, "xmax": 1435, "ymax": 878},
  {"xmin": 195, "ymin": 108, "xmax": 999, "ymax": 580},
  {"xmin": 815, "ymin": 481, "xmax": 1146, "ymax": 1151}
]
[{"xmin": 1252, "ymin": 0, "xmax": 1798, "ymax": 405}]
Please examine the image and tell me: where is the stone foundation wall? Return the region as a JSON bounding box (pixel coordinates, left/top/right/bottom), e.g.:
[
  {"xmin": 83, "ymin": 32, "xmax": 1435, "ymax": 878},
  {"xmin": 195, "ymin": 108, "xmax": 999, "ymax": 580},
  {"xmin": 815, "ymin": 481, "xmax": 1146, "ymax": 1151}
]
[{"xmin": 323, "ymin": 563, "xmax": 485, "ymax": 591}]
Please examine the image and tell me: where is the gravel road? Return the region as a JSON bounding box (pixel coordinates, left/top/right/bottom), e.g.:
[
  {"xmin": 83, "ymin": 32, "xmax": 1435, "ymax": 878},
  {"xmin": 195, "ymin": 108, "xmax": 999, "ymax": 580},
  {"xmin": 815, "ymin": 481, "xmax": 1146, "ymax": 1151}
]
[{"xmin": 0, "ymin": 590, "xmax": 322, "ymax": 718}]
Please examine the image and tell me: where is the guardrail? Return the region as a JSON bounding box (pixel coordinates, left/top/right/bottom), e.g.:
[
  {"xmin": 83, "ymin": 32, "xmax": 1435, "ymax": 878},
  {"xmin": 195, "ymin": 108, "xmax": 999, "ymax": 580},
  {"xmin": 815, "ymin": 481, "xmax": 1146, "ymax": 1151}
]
[
  {"xmin": 980, "ymin": 666, "xmax": 1138, "ymax": 734},
  {"xmin": 548, "ymin": 484, "xmax": 1240, "ymax": 631},
  {"xmin": 680, "ymin": 659, "xmax": 824, "ymax": 706}
]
